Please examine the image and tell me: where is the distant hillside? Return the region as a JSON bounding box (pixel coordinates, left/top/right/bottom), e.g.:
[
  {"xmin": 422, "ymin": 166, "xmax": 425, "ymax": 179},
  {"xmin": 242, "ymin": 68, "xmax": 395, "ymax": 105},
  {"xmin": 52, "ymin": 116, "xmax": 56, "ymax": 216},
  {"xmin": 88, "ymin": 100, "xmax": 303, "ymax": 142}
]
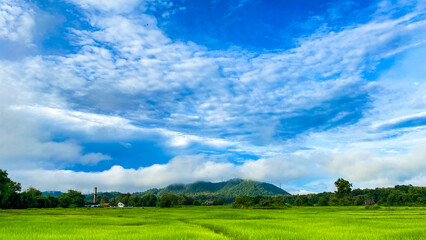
[
  {"xmin": 83, "ymin": 192, "xmax": 122, "ymax": 201},
  {"xmin": 42, "ymin": 191, "xmax": 62, "ymax": 197},
  {"xmin": 45, "ymin": 179, "xmax": 289, "ymax": 201},
  {"xmin": 133, "ymin": 179, "xmax": 289, "ymax": 198},
  {"xmin": 43, "ymin": 191, "xmax": 123, "ymax": 201}
]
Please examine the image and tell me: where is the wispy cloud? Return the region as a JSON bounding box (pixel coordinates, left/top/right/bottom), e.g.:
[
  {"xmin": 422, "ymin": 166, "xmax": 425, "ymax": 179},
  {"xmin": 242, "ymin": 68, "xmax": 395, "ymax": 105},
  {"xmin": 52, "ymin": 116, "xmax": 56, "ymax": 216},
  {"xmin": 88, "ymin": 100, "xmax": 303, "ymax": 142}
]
[{"xmin": 372, "ymin": 112, "xmax": 426, "ymax": 131}]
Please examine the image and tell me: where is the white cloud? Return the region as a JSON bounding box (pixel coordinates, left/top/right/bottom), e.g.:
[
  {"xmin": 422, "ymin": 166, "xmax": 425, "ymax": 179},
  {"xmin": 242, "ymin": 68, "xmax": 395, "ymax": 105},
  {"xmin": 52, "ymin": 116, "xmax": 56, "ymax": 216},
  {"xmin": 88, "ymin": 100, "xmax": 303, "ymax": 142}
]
[
  {"xmin": 66, "ymin": 0, "xmax": 144, "ymax": 13},
  {"xmin": 8, "ymin": 155, "xmax": 233, "ymax": 192},
  {"xmin": 239, "ymin": 157, "xmax": 314, "ymax": 182},
  {"xmin": 0, "ymin": 111, "xmax": 111, "ymax": 168},
  {"xmin": 0, "ymin": 65, "xmax": 111, "ymax": 170},
  {"xmin": 66, "ymin": 0, "xmax": 183, "ymax": 15},
  {"xmin": 63, "ymin": 15, "xmax": 219, "ymax": 96},
  {"xmin": 9, "ymin": 154, "xmax": 316, "ymax": 192},
  {"xmin": 326, "ymin": 142, "xmax": 426, "ymax": 188},
  {"xmin": 0, "ymin": 0, "xmax": 35, "ymax": 45},
  {"xmin": 11, "ymin": 145, "xmax": 423, "ymax": 193},
  {"xmin": 10, "ymin": 105, "xmax": 237, "ymax": 149},
  {"xmin": 11, "ymin": 105, "xmax": 140, "ymax": 133},
  {"xmin": 80, "ymin": 153, "xmax": 112, "ymax": 165},
  {"xmin": 371, "ymin": 112, "xmax": 426, "ymax": 131}
]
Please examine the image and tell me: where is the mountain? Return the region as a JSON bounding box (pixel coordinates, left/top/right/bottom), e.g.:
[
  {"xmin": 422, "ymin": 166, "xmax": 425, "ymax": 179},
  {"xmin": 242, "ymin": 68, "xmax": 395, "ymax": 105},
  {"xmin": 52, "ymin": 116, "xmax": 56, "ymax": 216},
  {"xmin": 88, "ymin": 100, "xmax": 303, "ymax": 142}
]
[
  {"xmin": 133, "ymin": 179, "xmax": 289, "ymax": 198},
  {"xmin": 44, "ymin": 179, "xmax": 290, "ymax": 201},
  {"xmin": 83, "ymin": 191, "xmax": 122, "ymax": 201},
  {"xmin": 42, "ymin": 191, "xmax": 63, "ymax": 197}
]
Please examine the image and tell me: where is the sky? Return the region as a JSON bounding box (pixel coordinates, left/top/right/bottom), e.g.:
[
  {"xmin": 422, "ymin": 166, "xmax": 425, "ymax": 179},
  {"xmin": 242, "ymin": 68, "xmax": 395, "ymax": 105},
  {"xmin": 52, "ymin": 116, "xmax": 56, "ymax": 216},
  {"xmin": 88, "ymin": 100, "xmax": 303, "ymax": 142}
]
[{"xmin": 0, "ymin": 0, "xmax": 425, "ymax": 194}]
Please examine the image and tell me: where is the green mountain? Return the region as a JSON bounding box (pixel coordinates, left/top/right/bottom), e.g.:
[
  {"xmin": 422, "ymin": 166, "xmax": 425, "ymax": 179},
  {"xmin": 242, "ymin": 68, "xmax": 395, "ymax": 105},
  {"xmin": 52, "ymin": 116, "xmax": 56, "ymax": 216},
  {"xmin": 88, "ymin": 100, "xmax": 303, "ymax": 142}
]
[
  {"xmin": 42, "ymin": 191, "xmax": 63, "ymax": 197},
  {"xmin": 134, "ymin": 179, "xmax": 289, "ymax": 198},
  {"xmin": 83, "ymin": 191, "xmax": 122, "ymax": 201},
  {"xmin": 45, "ymin": 179, "xmax": 289, "ymax": 202}
]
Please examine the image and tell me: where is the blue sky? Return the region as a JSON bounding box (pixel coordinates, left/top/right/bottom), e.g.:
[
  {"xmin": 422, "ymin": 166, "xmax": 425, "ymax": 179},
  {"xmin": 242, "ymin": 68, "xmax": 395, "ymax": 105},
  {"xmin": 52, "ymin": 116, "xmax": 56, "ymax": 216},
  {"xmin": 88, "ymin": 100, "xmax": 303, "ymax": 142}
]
[{"xmin": 1, "ymin": 0, "xmax": 425, "ymax": 194}]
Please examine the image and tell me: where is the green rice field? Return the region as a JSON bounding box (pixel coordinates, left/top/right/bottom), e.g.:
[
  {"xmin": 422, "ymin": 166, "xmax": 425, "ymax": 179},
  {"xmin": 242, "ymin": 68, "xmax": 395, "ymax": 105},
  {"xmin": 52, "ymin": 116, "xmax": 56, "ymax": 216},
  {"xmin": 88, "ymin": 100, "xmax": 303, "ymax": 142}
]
[{"xmin": 1, "ymin": 206, "xmax": 425, "ymax": 240}]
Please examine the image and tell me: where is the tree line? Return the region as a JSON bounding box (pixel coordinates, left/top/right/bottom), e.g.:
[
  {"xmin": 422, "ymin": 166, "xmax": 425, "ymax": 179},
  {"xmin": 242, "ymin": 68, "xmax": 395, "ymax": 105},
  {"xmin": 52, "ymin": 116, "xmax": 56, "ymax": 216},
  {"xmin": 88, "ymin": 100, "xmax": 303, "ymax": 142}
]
[
  {"xmin": 1, "ymin": 169, "xmax": 425, "ymax": 209},
  {"xmin": 0, "ymin": 169, "xmax": 89, "ymax": 209},
  {"xmin": 232, "ymin": 178, "xmax": 426, "ymax": 208},
  {"xmin": 98, "ymin": 192, "xmax": 224, "ymax": 207}
]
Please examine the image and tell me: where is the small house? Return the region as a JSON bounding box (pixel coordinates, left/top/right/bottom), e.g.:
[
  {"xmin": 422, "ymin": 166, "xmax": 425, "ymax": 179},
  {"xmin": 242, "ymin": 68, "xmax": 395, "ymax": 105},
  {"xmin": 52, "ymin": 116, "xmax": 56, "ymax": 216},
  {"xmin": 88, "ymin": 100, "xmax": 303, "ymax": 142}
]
[
  {"xmin": 103, "ymin": 203, "xmax": 110, "ymax": 207},
  {"xmin": 365, "ymin": 200, "xmax": 375, "ymax": 205},
  {"xmin": 205, "ymin": 201, "xmax": 213, "ymax": 205},
  {"xmin": 117, "ymin": 202, "xmax": 125, "ymax": 207}
]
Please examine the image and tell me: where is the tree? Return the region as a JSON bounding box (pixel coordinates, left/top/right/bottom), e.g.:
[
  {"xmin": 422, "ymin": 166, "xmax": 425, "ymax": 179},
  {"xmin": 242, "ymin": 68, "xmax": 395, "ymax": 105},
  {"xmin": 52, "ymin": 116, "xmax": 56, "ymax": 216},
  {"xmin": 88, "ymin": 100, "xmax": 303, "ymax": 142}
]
[
  {"xmin": 270, "ymin": 197, "xmax": 283, "ymax": 206},
  {"xmin": 232, "ymin": 195, "xmax": 253, "ymax": 208},
  {"xmin": 116, "ymin": 193, "xmax": 131, "ymax": 205},
  {"xmin": 20, "ymin": 192, "xmax": 37, "ymax": 208},
  {"xmin": 67, "ymin": 190, "xmax": 85, "ymax": 207},
  {"xmin": 25, "ymin": 187, "xmax": 42, "ymax": 197},
  {"xmin": 352, "ymin": 195, "xmax": 367, "ymax": 206},
  {"xmin": 0, "ymin": 169, "xmax": 21, "ymax": 209},
  {"xmin": 294, "ymin": 195, "xmax": 309, "ymax": 206},
  {"xmin": 317, "ymin": 197, "xmax": 328, "ymax": 206},
  {"xmin": 109, "ymin": 198, "xmax": 117, "ymax": 206},
  {"xmin": 387, "ymin": 190, "xmax": 405, "ymax": 206},
  {"xmin": 100, "ymin": 195, "xmax": 109, "ymax": 205},
  {"xmin": 58, "ymin": 190, "xmax": 85, "ymax": 208},
  {"xmin": 334, "ymin": 178, "xmax": 352, "ymax": 198},
  {"xmin": 158, "ymin": 193, "xmax": 178, "ymax": 208},
  {"xmin": 213, "ymin": 198, "xmax": 224, "ymax": 206},
  {"xmin": 47, "ymin": 196, "xmax": 59, "ymax": 208},
  {"xmin": 58, "ymin": 193, "xmax": 72, "ymax": 208},
  {"xmin": 142, "ymin": 194, "xmax": 157, "ymax": 207},
  {"xmin": 128, "ymin": 196, "xmax": 141, "ymax": 207},
  {"xmin": 178, "ymin": 194, "xmax": 194, "ymax": 205},
  {"xmin": 259, "ymin": 198, "xmax": 272, "ymax": 207}
]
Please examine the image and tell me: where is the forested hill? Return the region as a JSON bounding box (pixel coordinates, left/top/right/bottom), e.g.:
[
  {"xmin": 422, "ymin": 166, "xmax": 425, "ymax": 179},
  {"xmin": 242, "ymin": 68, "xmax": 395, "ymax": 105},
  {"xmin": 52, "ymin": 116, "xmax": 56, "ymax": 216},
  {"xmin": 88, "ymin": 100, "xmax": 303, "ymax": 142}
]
[
  {"xmin": 133, "ymin": 179, "xmax": 289, "ymax": 198},
  {"xmin": 45, "ymin": 179, "xmax": 289, "ymax": 201}
]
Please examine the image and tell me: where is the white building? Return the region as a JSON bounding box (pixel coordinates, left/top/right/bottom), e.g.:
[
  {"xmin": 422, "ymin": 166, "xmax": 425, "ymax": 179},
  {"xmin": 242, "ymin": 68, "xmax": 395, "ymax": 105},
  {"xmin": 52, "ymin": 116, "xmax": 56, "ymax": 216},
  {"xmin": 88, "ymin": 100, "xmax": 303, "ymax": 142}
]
[{"xmin": 117, "ymin": 202, "xmax": 125, "ymax": 207}]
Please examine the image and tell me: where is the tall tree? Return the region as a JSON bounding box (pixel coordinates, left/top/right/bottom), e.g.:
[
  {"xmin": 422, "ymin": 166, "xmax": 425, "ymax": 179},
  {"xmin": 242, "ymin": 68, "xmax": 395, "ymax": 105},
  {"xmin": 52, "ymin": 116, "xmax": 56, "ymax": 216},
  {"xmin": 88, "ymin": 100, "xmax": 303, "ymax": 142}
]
[
  {"xmin": 0, "ymin": 169, "xmax": 21, "ymax": 209},
  {"xmin": 334, "ymin": 178, "xmax": 352, "ymax": 198}
]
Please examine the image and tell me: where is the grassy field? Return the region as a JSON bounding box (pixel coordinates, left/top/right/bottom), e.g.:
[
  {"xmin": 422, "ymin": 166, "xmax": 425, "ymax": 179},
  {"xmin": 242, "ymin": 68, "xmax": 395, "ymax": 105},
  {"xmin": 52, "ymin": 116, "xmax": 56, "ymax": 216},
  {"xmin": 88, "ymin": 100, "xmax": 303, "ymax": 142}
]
[{"xmin": 0, "ymin": 206, "xmax": 425, "ymax": 240}]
